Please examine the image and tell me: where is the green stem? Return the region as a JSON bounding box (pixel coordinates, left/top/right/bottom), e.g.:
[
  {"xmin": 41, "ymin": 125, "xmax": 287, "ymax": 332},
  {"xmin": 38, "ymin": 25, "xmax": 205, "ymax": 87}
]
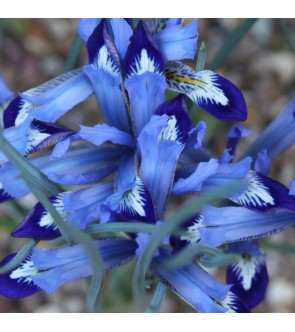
[
  {"xmin": 63, "ymin": 33, "xmax": 83, "ymax": 72},
  {"xmin": 145, "ymin": 282, "xmax": 167, "ymax": 313}
]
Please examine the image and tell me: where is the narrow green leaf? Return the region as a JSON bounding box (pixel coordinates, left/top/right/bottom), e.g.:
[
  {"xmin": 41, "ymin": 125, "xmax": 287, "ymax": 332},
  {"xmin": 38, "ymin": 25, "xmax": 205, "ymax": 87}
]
[
  {"xmin": 145, "ymin": 282, "xmax": 167, "ymax": 313},
  {"xmin": 199, "ymin": 253, "xmax": 237, "ymax": 268},
  {"xmin": 209, "ymin": 18, "xmax": 259, "ymax": 71},
  {"xmin": 163, "ymin": 243, "xmax": 222, "ymax": 270},
  {"xmin": 0, "ymin": 239, "xmax": 38, "ymax": 274},
  {"xmin": 195, "ymin": 42, "xmax": 206, "ymax": 72},
  {"xmin": 63, "ymin": 33, "xmax": 83, "ymax": 73},
  {"xmin": 87, "ymin": 222, "xmax": 158, "ymax": 234}
]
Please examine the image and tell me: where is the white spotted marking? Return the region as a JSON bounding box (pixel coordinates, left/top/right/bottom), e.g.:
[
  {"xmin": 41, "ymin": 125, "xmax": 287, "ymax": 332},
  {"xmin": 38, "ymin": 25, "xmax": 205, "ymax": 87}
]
[
  {"xmin": 234, "ymin": 171, "xmax": 275, "ymax": 208},
  {"xmin": 128, "ymin": 49, "xmax": 163, "ymax": 78},
  {"xmin": 118, "ymin": 177, "xmax": 147, "ymax": 217},
  {"xmin": 158, "ymin": 116, "xmax": 181, "ymax": 144},
  {"xmin": 93, "ymin": 45, "xmax": 121, "ymax": 77},
  {"xmin": 25, "ymin": 126, "xmax": 50, "ymax": 153},
  {"xmin": 231, "ymin": 255, "xmax": 264, "ymax": 291},
  {"xmin": 39, "ymin": 194, "xmax": 68, "ymax": 230},
  {"xmin": 180, "ymin": 214, "xmax": 204, "ymax": 243},
  {"xmin": 15, "ymin": 99, "xmax": 34, "ymax": 126},
  {"xmin": 10, "ymin": 256, "xmax": 38, "ymax": 285}
]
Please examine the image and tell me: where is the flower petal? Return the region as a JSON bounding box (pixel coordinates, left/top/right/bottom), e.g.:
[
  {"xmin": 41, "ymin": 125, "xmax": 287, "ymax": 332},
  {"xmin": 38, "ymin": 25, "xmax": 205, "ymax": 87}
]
[
  {"xmin": 154, "ymin": 19, "xmax": 198, "ymax": 61},
  {"xmin": 31, "ymin": 238, "xmax": 137, "ymax": 294},
  {"xmin": 151, "ymin": 248, "xmax": 232, "ymax": 313},
  {"xmin": 0, "ymin": 75, "xmax": 13, "ymax": 103},
  {"xmin": 22, "ymin": 68, "xmax": 93, "ymax": 123},
  {"xmin": 165, "ymin": 61, "xmax": 247, "ymax": 121},
  {"xmin": 3, "ymin": 95, "xmax": 33, "ymax": 128},
  {"xmin": 63, "ymin": 182, "xmax": 114, "ymax": 228},
  {"xmin": 0, "ymin": 254, "xmax": 40, "ymax": 299},
  {"xmin": 125, "ymin": 21, "xmax": 165, "ymax": 78},
  {"xmin": 78, "ymin": 18, "xmax": 101, "ymax": 42},
  {"xmin": 226, "ymin": 124, "xmax": 251, "ymax": 157},
  {"xmin": 232, "ymin": 170, "xmax": 295, "ymax": 212},
  {"xmin": 227, "ymin": 241, "xmax": 268, "ymax": 309},
  {"xmin": 83, "ymin": 65, "xmax": 130, "ymax": 132},
  {"xmin": 200, "ymin": 205, "xmax": 295, "ymax": 246},
  {"xmin": 109, "ymin": 18, "xmax": 133, "ymax": 61},
  {"xmin": 11, "ymin": 194, "xmax": 66, "ymax": 240},
  {"xmin": 79, "ymin": 123, "xmax": 135, "ymax": 148}
]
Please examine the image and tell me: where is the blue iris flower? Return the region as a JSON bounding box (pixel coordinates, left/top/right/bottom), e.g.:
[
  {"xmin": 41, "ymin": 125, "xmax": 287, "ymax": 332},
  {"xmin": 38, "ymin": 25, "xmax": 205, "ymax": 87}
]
[{"xmin": 0, "ymin": 18, "xmax": 295, "ymax": 313}]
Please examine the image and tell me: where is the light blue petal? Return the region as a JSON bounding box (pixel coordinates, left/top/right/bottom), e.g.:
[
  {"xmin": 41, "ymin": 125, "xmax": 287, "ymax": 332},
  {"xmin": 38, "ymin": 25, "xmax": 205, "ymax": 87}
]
[
  {"xmin": 31, "ymin": 238, "xmax": 137, "ymax": 294},
  {"xmin": 63, "ymin": 182, "xmax": 114, "ymax": 228},
  {"xmin": 50, "ymin": 133, "xmax": 81, "ymax": 160},
  {"xmin": 0, "ymin": 119, "xmax": 31, "ymax": 163},
  {"xmin": 155, "ymin": 19, "xmax": 198, "ymax": 61},
  {"xmin": 83, "ymin": 65, "xmax": 130, "ymax": 132},
  {"xmin": 200, "ymin": 205, "xmax": 295, "ymax": 246},
  {"xmin": 0, "ymin": 75, "xmax": 13, "ymax": 103},
  {"xmin": 244, "ymin": 96, "xmax": 295, "ymax": 160},
  {"xmin": 125, "ymin": 72, "xmax": 167, "ymax": 135},
  {"xmin": 151, "ymin": 248, "xmax": 230, "ymax": 313},
  {"xmin": 79, "ymin": 124, "xmax": 135, "ymax": 148},
  {"xmin": 22, "ymin": 69, "xmax": 93, "ymax": 122},
  {"xmin": 109, "ymin": 19, "xmax": 133, "ymax": 61},
  {"xmin": 138, "ymin": 116, "xmax": 183, "ymax": 218},
  {"xmin": 78, "ymin": 18, "xmax": 101, "ymax": 42},
  {"xmin": 254, "ymin": 149, "xmax": 270, "ymax": 175},
  {"xmin": 0, "ymin": 146, "xmax": 123, "ymax": 198},
  {"xmin": 172, "ymin": 158, "xmax": 219, "ymax": 194},
  {"xmin": 185, "ymin": 121, "xmax": 206, "ymax": 150}
]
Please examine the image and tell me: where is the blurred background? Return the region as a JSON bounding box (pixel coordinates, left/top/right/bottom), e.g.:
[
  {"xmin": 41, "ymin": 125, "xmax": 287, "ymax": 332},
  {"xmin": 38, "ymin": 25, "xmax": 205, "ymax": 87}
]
[{"xmin": 0, "ymin": 18, "xmax": 295, "ymax": 313}]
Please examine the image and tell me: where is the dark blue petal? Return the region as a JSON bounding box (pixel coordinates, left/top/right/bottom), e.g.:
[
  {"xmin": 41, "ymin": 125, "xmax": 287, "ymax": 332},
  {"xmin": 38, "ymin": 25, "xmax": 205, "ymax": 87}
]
[
  {"xmin": 165, "ymin": 62, "xmax": 247, "ymax": 121},
  {"xmin": 11, "ymin": 194, "xmax": 64, "ymax": 240},
  {"xmin": 3, "ymin": 95, "xmax": 32, "ymax": 128},
  {"xmin": 219, "ymin": 292, "xmax": 251, "ymax": 313},
  {"xmin": 79, "ymin": 123, "xmax": 135, "ymax": 148},
  {"xmin": 0, "ymin": 188, "xmax": 12, "ymax": 204},
  {"xmin": 125, "ymin": 21, "xmax": 165, "ymax": 78},
  {"xmin": 154, "ymin": 19, "xmax": 198, "ymax": 61},
  {"xmin": 226, "ymin": 124, "xmax": 251, "ymax": 158},
  {"xmin": 86, "ymin": 19, "xmax": 120, "ymax": 76},
  {"xmin": 26, "ymin": 120, "xmax": 75, "ymax": 154},
  {"xmin": 226, "ymin": 242, "xmax": 268, "ymax": 309},
  {"xmin": 232, "ymin": 171, "xmax": 295, "ymax": 212},
  {"xmin": 155, "ymin": 95, "xmax": 192, "ymax": 146},
  {"xmin": 0, "ymin": 254, "xmax": 40, "ymax": 299}
]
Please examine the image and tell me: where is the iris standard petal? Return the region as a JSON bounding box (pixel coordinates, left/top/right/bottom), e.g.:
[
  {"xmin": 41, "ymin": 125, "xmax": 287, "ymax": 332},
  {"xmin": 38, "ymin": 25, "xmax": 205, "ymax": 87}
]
[
  {"xmin": 79, "ymin": 123, "xmax": 135, "ymax": 148},
  {"xmin": 83, "ymin": 65, "xmax": 130, "ymax": 132},
  {"xmin": 78, "ymin": 18, "xmax": 101, "ymax": 42},
  {"xmin": 154, "ymin": 19, "xmax": 198, "ymax": 61},
  {"xmin": 165, "ymin": 61, "xmax": 247, "ymax": 121}
]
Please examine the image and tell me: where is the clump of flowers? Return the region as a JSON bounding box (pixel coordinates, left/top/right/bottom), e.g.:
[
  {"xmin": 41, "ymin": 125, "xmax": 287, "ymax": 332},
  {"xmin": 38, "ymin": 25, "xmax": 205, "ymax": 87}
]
[{"xmin": 0, "ymin": 18, "xmax": 295, "ymax": 313}]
